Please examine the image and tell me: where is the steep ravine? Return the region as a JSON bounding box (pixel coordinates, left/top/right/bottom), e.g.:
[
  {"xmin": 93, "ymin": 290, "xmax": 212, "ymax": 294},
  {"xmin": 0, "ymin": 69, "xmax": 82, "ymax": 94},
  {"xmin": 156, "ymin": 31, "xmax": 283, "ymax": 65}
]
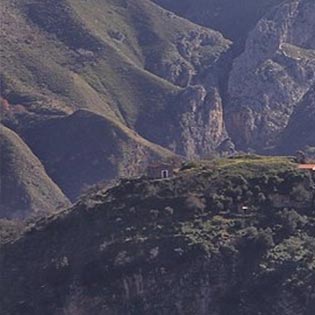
[{"xmin": 152, "ymin": 0, "xmax": 315, "ymax": 154}]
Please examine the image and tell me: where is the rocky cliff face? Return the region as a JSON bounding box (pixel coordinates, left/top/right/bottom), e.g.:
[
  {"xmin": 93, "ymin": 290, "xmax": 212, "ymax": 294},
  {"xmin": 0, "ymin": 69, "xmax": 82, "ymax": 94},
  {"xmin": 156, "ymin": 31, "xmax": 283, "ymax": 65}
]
[
  {"xmin": 153, "ymin": 0, "xmax": 315, "ymax": 155},
  {"xmin": 1, "ymin": 157, "xmax": 315, "ymax": 314},
  {"xmin": 136, "ymin": 85, "xmax": 229, "ymax": 159},
  {"xmin": 138, "ymin": 24, "xmax": 232, "ymax": 158},
  {"xmin": 176, "ymin": 86, "xmax": 227, "ymax": 158},
  {"xmin": 146, "ymin": 28, "xmax": 231, "ymax": 88},
  {"xmin": 226, "ymin": 0, "xmax": 315, "ymax": 150},
  {"xmin": 279, "ymin": 86, "xmax": 315, "ymax": 153}
]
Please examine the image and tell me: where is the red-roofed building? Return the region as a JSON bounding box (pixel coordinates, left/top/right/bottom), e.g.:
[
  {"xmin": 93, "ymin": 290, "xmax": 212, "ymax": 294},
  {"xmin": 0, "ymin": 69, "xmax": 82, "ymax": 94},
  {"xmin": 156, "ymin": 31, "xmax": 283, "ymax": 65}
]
[{"xmin": 297, "ymin": 164, "xmax": 315, "ymax": 171}]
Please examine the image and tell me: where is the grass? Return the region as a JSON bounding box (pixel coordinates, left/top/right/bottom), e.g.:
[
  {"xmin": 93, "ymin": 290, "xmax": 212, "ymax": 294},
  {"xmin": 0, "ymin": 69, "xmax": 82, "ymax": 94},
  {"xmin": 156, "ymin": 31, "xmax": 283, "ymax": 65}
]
[
  {"xmin": 1, "ymin": 0, "xmax": 230, "ymax": 131},
  {"xmin": 213, "ymin": 155, "xmax": 296, "ymax": 176},
  {"xmin": 0, "ymin": 125, "xmax": 70, "ymax": 219},
  {"xmin": 2, "ymin": 0, "xmax": 194, "ymax": 207},
  {"xmin": 0, "ymin": 219, "xmax": 25, "ymax": 245},
  {"xmin": 180, "ymin": 155, "xmax": 297, "ymax": 178}
]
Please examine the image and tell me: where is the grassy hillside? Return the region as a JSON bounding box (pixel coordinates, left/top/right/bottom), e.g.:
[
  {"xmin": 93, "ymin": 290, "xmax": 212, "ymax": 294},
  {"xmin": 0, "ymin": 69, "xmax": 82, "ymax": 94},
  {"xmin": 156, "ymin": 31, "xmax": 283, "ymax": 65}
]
[
  {"xmin": 182, "ymin": 154, "xmax": 297, "ymax": 177},
  {"xmin": 1, "ymin": 0, "xmax": 230, "ymax": 208},
  {"xmin": 1, "ymin": 0, "xmax": 229, "ymax": 128},
  {"xmin": 0, "ymin": 125, "xmax": 70, "ymax": 218}
]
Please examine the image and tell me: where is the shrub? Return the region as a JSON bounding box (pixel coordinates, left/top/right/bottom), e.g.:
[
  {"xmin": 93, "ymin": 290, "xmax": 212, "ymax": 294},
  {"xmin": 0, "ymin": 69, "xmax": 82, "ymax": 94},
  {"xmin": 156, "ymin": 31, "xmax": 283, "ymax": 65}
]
[
  {"xmin": 290, "ymin": 185, "xmax": 311, "ymax": 202},
  {"xmin": 185, "ymin": 194, "xmax": 206, "ymax": 212},
  {"xmin": 278, "ymin": 209, "xmax": 306, "ymax": 234},
  {"xmin": 258, "ymin": 192, "xmax": 267, "ymax": 203},
  {"xmin": 180, "ymin": 161, "xmax": 199, "ymax": 171}
]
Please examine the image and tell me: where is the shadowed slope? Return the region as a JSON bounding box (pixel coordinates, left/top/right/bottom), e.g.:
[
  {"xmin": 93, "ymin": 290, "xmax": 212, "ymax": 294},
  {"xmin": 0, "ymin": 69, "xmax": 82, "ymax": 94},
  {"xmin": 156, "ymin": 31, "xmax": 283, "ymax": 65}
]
[
  {"xmin": 0, "ymin": 125, "xmax": 70, "ymax": 219},
  {"xmin": 278, "ymin": 87, "xmax": 315, "ymax": 153},
  {"xmin": 153, "ymin": 0, "xmax": 284, "ymax": 44},
  {"xmin": 15, "ymin": 110, "xmax": 176, "ymax": 201}
]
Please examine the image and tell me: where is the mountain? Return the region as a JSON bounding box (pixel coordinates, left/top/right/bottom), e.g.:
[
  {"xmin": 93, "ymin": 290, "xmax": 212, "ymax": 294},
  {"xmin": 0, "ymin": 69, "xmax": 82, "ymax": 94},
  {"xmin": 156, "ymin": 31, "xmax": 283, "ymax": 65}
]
[
  {"xmin": 1, "ymin": 0, "xmax": 233, "ymax": 212},
  {"xmin": 3, "ymin": 0, "xmax": 314, "ymax": 157},
  {"xmin": 154, "ymin": 0, "xmax": 315, "ymax": 153},
  {"xmin": 153, "ymin": 0, "xmax": 284, "ymax": 45},
  {"xmin": 11, "ymin": 109, "xmax": 177, "ymax": 201},
  {"xmin": 1, "ymin": 0, "xmax": 315, "ymax": 216},
  {"xmin": 1, "ymin": 0, "xmax": 231, "ymax": 156},
  {"xmin": 0, "ymin": 124, "xmax": 70, "ymax": 219},
  {"xmin": 1, "ymin": 156, "xmax": 314, "ymax": 314},
  {"xmin": 279, "ymin": 86, "xmax": 315, "ymax": 154},
  {"xmin": 226, "ymin": 0, "xmax": 315, "ymax": 152}
]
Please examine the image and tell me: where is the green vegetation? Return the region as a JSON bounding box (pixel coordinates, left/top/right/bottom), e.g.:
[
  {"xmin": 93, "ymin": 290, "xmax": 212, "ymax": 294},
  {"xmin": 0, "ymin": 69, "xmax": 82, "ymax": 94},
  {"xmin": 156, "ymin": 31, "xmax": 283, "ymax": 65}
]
[
  {"xmin": 0, "ymin": 125, "xmax": 70, "ymax": 219},
  {"xmin": 180, "ymin": 155, "xmax": 296, "ymax": 176},
  {"xmin": 1, "ymin": 154, "xmax": 314, "ymax": 314},
  {"xmin": 1, "ymin": 0, "xmax": 229, "ymax": 129},
  {"xmin": 0, "ymin": 219, "xmax": 25, "ymax": 245}
]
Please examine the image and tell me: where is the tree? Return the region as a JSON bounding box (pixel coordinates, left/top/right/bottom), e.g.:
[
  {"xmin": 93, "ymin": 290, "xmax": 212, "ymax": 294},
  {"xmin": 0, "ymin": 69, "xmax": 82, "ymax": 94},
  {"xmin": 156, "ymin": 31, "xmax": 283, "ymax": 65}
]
[{"xmin": 295, "ymin": 150, "xmax": 307, "ymax": 164}]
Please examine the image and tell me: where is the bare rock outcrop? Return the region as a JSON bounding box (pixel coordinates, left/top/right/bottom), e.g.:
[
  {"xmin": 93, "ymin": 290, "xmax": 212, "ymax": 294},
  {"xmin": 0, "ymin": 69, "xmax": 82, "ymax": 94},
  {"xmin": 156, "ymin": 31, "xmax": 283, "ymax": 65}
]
[
  {"xmin": 227, "ymin": 0, "xmax": 315, "ymax": 151},
  {"xmin": 145, "ymin": 29, "xmax": 231, "ymax": 88},
  {"xmin": 278, "ymin": 86, "xmax": 315, "ymax": 153},
  {"xmin": 177, "ymin": 86, "xmax": 227, "ymax": 158}
]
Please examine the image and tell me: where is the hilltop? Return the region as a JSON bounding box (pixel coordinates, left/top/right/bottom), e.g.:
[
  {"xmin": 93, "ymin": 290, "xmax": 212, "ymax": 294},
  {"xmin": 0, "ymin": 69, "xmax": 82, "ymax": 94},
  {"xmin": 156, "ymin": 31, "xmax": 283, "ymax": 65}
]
[{"xmin": 1, "ymin": 156, "xmax": 315, "ymax": 314}]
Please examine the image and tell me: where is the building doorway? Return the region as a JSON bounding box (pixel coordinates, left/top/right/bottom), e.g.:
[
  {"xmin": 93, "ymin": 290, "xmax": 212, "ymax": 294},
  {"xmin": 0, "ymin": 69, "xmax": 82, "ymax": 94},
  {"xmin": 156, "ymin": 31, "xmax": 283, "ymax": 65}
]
[{"xmin": 161, "ymin": 170, "xmax": 169, "ymax": 179}]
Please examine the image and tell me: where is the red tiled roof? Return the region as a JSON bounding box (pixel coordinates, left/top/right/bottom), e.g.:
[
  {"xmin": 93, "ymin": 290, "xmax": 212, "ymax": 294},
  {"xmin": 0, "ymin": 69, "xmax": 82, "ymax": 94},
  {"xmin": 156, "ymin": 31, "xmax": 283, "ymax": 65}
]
[{"xmin": 298, "ymin": 164, "xmax": 315, "ymax": 170}]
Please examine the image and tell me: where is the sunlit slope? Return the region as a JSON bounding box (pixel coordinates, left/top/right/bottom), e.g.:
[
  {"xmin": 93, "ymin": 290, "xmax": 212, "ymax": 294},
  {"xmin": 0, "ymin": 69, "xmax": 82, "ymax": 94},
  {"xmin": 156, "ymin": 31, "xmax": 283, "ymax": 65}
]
[
  {"xmin": 1, "ymin": 0, "xmax": 229, "ymax": 128},
  {"xmin": 0, "ymin": 124, "xmax": 70, "ymax": 218}
]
